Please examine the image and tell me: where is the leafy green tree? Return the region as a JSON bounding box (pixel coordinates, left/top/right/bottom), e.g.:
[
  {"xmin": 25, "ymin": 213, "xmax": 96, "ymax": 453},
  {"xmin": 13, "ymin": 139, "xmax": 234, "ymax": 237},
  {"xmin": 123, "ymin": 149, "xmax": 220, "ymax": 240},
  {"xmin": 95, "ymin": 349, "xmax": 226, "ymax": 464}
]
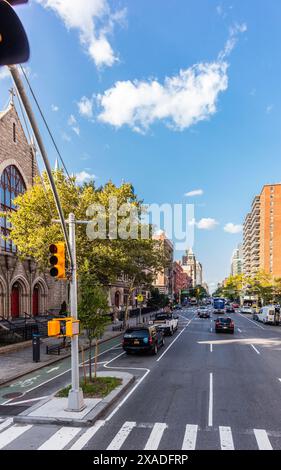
[
  {"xmin": 78, "ymin": 271, "xmax": 110, "ymax": 381},
  {"xmin": 147, "ymin": 288, "xmax": 170, "ymax": 309}
]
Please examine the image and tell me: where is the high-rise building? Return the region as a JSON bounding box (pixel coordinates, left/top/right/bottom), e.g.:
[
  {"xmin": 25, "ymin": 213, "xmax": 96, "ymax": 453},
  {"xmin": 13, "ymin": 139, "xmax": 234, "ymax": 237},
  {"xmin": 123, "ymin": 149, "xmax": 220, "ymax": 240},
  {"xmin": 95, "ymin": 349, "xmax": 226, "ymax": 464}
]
[
  {"xmin": 243, "ymin": 184, "xmax": 281, "ymax": 278},
  {"xmin": 231, "ymin": 243, "xmax": 243, "ymax": 276},
  {"xmin": 181, "ymin": 248, "xmax": 203, "ymax": 287}
]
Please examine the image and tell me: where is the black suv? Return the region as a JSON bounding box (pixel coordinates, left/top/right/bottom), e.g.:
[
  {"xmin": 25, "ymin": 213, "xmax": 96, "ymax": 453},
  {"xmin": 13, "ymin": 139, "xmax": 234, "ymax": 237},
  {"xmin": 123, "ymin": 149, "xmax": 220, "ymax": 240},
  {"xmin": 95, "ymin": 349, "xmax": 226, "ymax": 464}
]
[{"xmin": 122, "ymin": 325, "xmax": 164, "ymax": 355}]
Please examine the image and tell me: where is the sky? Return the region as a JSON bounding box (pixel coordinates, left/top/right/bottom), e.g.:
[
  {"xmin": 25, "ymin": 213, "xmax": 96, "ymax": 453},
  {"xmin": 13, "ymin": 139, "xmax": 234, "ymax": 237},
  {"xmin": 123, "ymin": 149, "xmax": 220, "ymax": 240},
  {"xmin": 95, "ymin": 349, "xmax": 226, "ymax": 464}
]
[{"xmin": 1, "ymin": 0, "xmax": 281, "ymax": 292}]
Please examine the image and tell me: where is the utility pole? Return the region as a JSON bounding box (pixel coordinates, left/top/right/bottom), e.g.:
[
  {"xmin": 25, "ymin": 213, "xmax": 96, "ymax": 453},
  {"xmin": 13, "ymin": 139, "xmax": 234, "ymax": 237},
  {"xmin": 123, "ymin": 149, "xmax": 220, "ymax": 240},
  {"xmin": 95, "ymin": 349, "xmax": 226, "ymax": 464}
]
[{"xmin": 9, "ymin": 65, "xmax": 84, "ymax": 412}]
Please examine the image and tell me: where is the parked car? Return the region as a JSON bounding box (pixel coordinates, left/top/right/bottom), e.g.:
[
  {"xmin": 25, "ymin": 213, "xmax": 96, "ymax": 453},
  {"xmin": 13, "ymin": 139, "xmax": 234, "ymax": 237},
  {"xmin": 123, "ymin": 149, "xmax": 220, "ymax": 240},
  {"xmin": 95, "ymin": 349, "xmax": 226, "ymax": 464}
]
[
  {"xmin": 215, "ymin": 317, "xmax": 234, "ymax": 334},
  {"xmin": 122, "ymin": 325, "xmax": 164, "ymax": 355},
  {"xmin": 240, "ymin": 306, "xmax": 253, "ymax": 314},
  {"xmin": 255, "ymin": 305, "xmax": 280, "ymax": 325}
]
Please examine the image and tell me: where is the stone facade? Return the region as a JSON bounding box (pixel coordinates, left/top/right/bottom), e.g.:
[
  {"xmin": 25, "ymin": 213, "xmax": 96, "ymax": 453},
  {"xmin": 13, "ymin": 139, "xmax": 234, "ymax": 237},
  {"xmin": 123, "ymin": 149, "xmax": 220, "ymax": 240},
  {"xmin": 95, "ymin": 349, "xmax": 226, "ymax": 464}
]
[{"xmin": 0, "ymin": 101, "xmax": 67, "ymax": 319}]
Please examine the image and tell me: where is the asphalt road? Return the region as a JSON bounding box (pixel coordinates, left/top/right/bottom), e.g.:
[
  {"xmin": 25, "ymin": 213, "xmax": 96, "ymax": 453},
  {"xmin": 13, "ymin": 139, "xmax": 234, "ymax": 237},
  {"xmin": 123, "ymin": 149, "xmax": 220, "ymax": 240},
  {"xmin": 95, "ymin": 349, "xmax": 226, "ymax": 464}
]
[{"xmin": 1, "ymin": 307, "xmax": 281, "ymax": 450}]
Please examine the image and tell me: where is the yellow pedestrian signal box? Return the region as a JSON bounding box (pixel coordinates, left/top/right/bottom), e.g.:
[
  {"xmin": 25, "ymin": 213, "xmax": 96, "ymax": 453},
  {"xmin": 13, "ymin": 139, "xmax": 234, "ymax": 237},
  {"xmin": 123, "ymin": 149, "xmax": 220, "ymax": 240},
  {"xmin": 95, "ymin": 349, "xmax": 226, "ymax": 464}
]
[
  {"xmin": 49, "ymin": 242, "xmax": 66, "ymax": 279},
  {"xmin": 48, "ymin": 318, "xmax": 80, "ymax": 337}
]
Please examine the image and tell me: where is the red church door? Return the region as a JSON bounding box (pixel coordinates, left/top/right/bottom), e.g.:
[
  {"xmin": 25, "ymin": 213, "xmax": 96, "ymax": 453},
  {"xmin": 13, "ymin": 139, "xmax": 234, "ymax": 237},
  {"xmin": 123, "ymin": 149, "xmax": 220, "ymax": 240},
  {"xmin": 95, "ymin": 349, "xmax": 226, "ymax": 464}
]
[
  {"xmin": 11, "ymin": 285, "xmax": 20, "ymax": 318},
  {"xmin": 32, "ymin": 286, "xmax": 39, "ymax": 316}
]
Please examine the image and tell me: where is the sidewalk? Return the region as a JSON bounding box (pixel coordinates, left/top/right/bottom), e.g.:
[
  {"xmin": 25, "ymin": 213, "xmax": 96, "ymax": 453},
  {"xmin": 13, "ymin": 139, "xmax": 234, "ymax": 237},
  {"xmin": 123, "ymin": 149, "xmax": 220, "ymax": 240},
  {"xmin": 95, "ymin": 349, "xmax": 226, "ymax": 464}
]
[{"xmin": 0, "ymin": 311, "xmax": 156, "ymax": 386}]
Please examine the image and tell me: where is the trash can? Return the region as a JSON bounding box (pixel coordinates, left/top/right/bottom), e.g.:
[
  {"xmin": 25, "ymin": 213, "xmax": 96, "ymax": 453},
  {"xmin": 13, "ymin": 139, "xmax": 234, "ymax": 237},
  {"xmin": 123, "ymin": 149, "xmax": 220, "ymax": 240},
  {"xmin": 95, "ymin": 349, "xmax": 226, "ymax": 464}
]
[{"xmin": 32, "ymin": 334, "xmax": 41, "ymax": 362}]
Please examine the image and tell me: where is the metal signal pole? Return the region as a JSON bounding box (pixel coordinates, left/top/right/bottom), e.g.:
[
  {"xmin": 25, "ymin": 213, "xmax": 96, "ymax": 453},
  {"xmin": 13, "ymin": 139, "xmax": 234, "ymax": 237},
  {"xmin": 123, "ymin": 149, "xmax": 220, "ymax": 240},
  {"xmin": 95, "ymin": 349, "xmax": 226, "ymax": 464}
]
[{"xmin": 9, "ymin": 65, "xmax": 84, "ymax": 411}]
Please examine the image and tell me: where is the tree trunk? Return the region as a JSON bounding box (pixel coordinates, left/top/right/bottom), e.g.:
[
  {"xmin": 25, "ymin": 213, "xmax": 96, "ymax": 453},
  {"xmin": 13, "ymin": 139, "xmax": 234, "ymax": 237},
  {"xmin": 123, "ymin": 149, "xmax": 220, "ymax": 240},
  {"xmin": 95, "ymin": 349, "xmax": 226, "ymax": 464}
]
[
  {"xmin": 88, "ymin": 338, "xmax": 92, "ymax": 382},
  {"xmin": 94, "ymin": 338, "xmax": 99, "ymax": 379}
]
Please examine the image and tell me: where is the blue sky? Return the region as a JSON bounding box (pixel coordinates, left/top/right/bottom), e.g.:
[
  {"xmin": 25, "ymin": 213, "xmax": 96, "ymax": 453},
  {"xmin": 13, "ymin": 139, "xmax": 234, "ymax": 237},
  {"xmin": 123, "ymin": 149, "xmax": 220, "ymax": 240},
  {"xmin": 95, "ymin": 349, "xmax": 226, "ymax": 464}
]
[{"xmin": 1, "ymin": 0, "xmax": 281, "ymax": 292}]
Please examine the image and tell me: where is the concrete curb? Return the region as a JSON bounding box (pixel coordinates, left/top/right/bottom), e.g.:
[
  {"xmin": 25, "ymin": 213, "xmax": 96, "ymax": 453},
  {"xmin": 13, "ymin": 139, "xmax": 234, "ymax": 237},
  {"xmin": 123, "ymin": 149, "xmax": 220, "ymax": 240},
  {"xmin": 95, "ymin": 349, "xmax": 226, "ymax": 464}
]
[
  {"xmin": 0, "ymin": 332, "xmax": 123, "ymax": 387},
  {"xmin": 13, "ymin": 371, "xmax": 134, "ymax": 427}
]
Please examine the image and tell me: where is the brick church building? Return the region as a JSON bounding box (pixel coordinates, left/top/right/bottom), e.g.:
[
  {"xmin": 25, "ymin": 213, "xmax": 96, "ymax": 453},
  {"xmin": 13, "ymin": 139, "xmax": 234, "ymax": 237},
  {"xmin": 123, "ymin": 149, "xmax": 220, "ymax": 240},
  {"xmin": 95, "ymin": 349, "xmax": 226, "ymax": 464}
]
[{"xmin": 0, "ymin": 98, "xmax": 66, "ymax": 319}]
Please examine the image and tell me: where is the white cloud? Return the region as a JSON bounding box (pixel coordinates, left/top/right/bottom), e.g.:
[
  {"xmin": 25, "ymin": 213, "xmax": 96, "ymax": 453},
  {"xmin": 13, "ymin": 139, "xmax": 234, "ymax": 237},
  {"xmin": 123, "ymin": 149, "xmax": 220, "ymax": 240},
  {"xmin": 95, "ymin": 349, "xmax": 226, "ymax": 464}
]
[
  {"xmin": 196, "ymin": 218, "xmax": 219, "ymax": 230},
  {"xmin": 68, "ymin": 114, "xmax": 76, "ymax": 125},
  {"xmin": 189, "ymin": 218, "xmax": 218, "ymax": 230},
  {"xmin": 216, "ymin": 5, "xmax": 223, "ymax": 16},
  {"xmin": 0, "ymin": 67, "xmax": 10, "ymax": 81},
  {"xmin": 266, "ymin": 104, "xmax": 273, "ymax": 114},
  {"xmin": 185, "ymin": 189, "xmax": 204, "ymax": 197},
  {"xmin": 98, "ymin": 62, "xmax": 228, "ymax": 132},
  {"xmin": 72, "ymin": 126, "xmax": 80, "ymax": 136},
  {"xmin": 78, "ymin": 96, "xmax": 94, "ymax": 118},
  {"xmin": 75, "ymin": 170, "xmax": 96, "ymax": 184},
  {"xmin": 51, "ymin": 104, "xmax": 59, "ymax": 112},
  {"xmin": 36, "ymin": 0, "xmax": 126, "ymax": 68},
  {"xmin": 224, "ymin": 223, "xmax": 243, "ymax": 233},
  {"xmin": 97, "ymin": 23, "xmax": 246, "ymax": 132}
]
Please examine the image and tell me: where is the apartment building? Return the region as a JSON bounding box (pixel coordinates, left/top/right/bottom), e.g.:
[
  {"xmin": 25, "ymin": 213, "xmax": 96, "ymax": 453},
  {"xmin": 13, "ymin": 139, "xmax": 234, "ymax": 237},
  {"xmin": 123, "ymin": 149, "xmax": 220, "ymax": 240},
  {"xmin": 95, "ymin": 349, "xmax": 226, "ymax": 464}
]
[
  {"xmin": 243, "ymin": 184, "xmax": 281, "ymax": 278},
  {"xmin": 231, "ymin": 244, "xmax": 243, "ymax": 276}
]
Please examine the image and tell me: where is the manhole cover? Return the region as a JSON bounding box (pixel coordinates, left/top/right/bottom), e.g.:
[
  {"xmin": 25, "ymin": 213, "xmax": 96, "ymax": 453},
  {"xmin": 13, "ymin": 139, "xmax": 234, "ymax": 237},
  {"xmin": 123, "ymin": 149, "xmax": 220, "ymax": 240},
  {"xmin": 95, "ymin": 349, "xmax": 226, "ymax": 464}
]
[{"xmin": 2, "ymin": 392, "xmax": 23, "ymax": 399}]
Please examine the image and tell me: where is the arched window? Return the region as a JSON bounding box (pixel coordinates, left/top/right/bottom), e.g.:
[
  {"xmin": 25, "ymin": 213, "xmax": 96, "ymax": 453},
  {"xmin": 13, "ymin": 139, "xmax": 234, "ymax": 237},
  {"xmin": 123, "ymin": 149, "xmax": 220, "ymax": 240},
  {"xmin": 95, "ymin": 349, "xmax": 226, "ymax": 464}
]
[{"xmin": 0, "ymin": 165, "xmax": 26, "ymax": 252}]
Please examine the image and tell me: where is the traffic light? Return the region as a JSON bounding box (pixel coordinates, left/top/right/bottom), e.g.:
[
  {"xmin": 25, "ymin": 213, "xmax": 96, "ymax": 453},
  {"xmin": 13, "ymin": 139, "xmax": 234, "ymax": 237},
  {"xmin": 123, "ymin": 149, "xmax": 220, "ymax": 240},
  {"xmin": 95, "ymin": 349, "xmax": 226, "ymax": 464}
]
[
  {"xmin": 0, "ymin": 0, "xmax": 30, "ymax": 66},
  {"xmin": 49, "ymin": 242, "xmax": 66, "ymax": 279}
]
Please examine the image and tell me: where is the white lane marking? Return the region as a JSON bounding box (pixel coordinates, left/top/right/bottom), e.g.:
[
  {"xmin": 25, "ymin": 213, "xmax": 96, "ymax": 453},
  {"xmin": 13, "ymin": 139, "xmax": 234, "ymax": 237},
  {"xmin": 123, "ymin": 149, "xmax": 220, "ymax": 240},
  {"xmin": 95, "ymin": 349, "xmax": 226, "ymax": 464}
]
[
  {"xmin": 107, "ymin": 421, "xmax": 136, "ymax": 450},
  {"xmin": 210, "ymin": 344, "xmax": 213, "ymax": 352},
  {"xmin": 238, "ymin": 313, "xmax": 265, "ymax": 329},
  {"xmin": 250, "ymin": 344, "xmax": 260, "ymax": 355},
  {"xmin": 0, "ymin": 418, "xmax": 13, "ymax": 432},
  {"xmin": 4, "ymin": 396, "xmax": 49, "ymax": 406},
  {"xmin": 208, "ymin": 373, "xmax": 213, "ymax": 427},
  {"xmin": 144, "ymin": 422, "xmax": 167, "ymax": 450},
  {"xmin": 38, "ymin": 426, "xmax": 81, "ymax": 450},
  {"xmin": 70, "ymin": 420, "xmax": 105, "ymax": 450},
  {"xmin": 254, "ymin": 429, "xmax": 273, "ymax": 450},
  {"xmin": 238, "ymin": 328, "xmax": 242, "ymax": 333},
  {"xmin": 278, "ymin": 378, "xmax": 281, "ymax": 383},
  {"xmin": 210, "ymin": 327, "xmax": 212, "ymax": 332},
  {"xmin": 182, "ymin": 424, "xmax": 198, "ymax": 450},
  {"xmin": 1, "ymin": 341, "xmax": 122, "ymax": 404},
  {"xmin": 156, "ymin": 315, "xmax": 195, "ymax": 362},
  {"xmin": 219, "ymin": 426, "xmax": 234, "ymax": 450},
  {"xmin": 0, "ymin": 424, "xmax": 32, "ymax": 449},
  {"xmin": 46, "ymin": 367, "xmax": 60, "ymax": 374}
]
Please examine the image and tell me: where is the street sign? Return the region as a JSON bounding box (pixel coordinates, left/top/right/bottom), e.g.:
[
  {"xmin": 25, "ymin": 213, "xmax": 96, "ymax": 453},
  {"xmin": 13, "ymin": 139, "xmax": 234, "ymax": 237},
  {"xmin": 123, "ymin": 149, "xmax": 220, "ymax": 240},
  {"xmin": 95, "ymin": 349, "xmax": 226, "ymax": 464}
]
[{"xmin": 137, "ymin": 294, "xmax": 144, "ymax": 302}]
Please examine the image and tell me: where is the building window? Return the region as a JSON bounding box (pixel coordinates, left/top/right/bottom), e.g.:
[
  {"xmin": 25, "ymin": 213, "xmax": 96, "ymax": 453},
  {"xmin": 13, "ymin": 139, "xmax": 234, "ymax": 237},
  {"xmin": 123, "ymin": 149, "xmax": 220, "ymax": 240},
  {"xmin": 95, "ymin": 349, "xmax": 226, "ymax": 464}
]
[
  {"xmin": 13, "ymin": 123, "xmax": 16, "ymax": 143},
  {"xmin": 0, "ymin": 165, "xmax": 26, "ymax": 252}
]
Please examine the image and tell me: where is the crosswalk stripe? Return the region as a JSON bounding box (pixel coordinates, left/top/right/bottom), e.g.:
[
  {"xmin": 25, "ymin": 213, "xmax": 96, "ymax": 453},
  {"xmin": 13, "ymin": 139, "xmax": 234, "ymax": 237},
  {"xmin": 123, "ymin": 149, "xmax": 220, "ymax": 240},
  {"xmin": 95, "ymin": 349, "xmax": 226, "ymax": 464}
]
[
  {"xmin": 70, "ymin": 420, "xmax": 105, "ymax": 450},
  {"xmin": 38, "ymin": 427, "xmax": 81, "ymax": 450},
  {"xmin": 182, "ymin": 424, "xmax": 198, "ymax": 450},
  {"xmin": 219, "ymin": 426, "xmax": 234, "ymax": 450},
  {"xmin": 254, "ymin": 429, "xmax": 273, "ymax": 450},
  {"xmin": 107, "ymin": 422, "xmax": 136, "ymax": 450},
  {"xmin": 144, "ymin": 423, "xmax": 167, "ymax": 450},
  {"xmin": 0, "ymin": 424, "xmax": 32, "ymax": 449},
  {"xmin": 0, "ymin": 418, "xmax": 13, "ymax": 432}
]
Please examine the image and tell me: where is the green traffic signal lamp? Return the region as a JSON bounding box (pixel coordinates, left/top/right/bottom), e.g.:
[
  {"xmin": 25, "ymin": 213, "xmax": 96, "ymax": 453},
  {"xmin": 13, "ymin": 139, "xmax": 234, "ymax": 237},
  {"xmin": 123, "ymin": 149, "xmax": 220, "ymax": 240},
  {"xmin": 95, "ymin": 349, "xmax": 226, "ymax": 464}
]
[{"xmin": 0, "ymin": 0, "xmax": 30, "ymax": 66}]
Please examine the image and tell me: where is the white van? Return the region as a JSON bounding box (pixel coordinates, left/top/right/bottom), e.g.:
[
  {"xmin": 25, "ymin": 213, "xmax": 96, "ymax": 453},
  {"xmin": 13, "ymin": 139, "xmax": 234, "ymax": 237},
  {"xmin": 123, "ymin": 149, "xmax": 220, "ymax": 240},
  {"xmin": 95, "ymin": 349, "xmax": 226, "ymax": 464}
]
[{"xmin": 256, "ymin": 305, "xmax": 276, "ymax": 324}]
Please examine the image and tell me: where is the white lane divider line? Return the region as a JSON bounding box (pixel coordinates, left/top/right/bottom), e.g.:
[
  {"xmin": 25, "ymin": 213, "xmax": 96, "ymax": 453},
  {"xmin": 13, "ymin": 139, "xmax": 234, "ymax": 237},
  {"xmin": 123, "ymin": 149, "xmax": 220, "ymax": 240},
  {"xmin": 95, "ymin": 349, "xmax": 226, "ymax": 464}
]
[
  {"xmin": 38, "ymin": 427, "xmax": 81, "ymax": 450},
  {"xmin": 0, "ymin": 424, "xmax": 32, "ymax": 449},
  {"xmin": 107, "ymin": 421, "xmax": 136, "ymax": 450},
  {"xmin": 219, "ymin": 426, "xmax": 234, "ymax": 450},
  {"xmin": 238, "ymin": 313, "xmax": 265, "ymax": 329},
  {"xmin": 210, "ymin": 344, "xmax": 213, "ymax": 352},
  {"xmin": 278, "ymin": 378, "xmax": 281, "ymax": 383},
  {"xmin": 0, "ymin": 418, "xmax": 13, "ymax": 432},
  {"xmin": 156, "ymin": 315, "xmax": 195, "ymax": 362},
  {"xmin": 238, "ymin": 328, "xmax": 242, "ymax": 333},
  {"xmin": 254, "ymin": 429, "xmax": 273, "ymax": 450},
  {"xmin": 250, "ymin": 344, "xmax": 260, "ymax": 355},
  {"xmin": 182, "ymin": 424, "xmax": 198, "ymax": 450},
  {"xmin": 4, "ymin": 396, "xmax": 49, "ymax": 406},
  {"xmin": 70, "ymin": 420, "xmax": 105, "ymax": 450},
  {"xmin": 208, "ymin": 372, "xmax": 213, "ymax": 427},
  {"xmin": 144, "ymin": 422, "xmax": 167, "ymax": 450}
]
